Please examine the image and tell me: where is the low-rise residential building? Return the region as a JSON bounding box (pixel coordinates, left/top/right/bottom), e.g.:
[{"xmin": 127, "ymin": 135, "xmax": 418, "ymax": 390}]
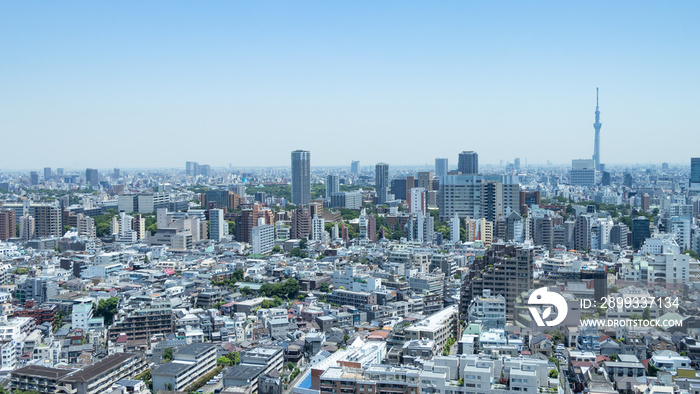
[{"xmin": 152, "ymin": 343, "xmax": 218, "ymax": 392}]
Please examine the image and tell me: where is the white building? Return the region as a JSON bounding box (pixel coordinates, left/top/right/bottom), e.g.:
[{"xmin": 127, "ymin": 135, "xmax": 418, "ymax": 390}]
[
  {"xmin": 331, "ymin": 266, "xmax": 382, "ymax": 292},
  {"xmin": 649, "ymin": 350, "xmax": 692, "ymax": 375},
  {"xmin": 450, "ymin": 214, "xmax": 460, "ymax": 243},
  {"xmin": 311, "ymin": 215, "xmax": 325, "ymax": 242},
  {"xmin": 467, "ymin": 289, "xmax": 506, "ymax": 330},
  {"xmin": 409, "ymin": 187, "xmax": 427, "ymax": 215},
  {"xmin": 71, "ymin": 302, "xmax": 93, "ymax": 330},
  {"xmin": 669, "ymin": 216, "xmax": 691, "ymax": 251},
  {"xmin": 252, "ymin": 218, "xmax": 274, "ymax": 255},
  {"xmin": 171, "ymin": 233, "xmax": 192, "ymax": 251},
  {"xmin": 209, "ymin": 209, "xmax": 225, "ymax": 242}
]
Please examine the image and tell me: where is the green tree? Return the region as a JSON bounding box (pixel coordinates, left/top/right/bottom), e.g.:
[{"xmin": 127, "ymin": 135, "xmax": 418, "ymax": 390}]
[
  {"xmin": 272, "ymin": 245, "xmax": 282, "ymax": 253},
  {"xmin": 217, "ymin": 356, "xmax": 233, "ymax": 366},
  {"xmin": 163, "ymin": 348, "xmax": 173, "ymax": 362},
  {"xmin": 642, "ymin": 307, "xmax": 651, "ymax": 320},
  {"xmin": 227, "ymin": 220, "xmax": 236, "ymax": 236},
  {"xmin": 226, "ymin": 351, "xmax": 240, "ymax": 365},
  {"xmin": 683, "ymin": 250, "xmax": 700, "ymax": 260},
  {"xmin": 549, "ymin": 369, "xmax": 559, "ymax": 378},
  {"xmin": 93, "ymin": 297, "xmax": 119, "ymax": 326},
  {"xmin": 298, "ymin": 238, "xmax": 308, "ymax": 250},
  {"xmin": 290, "ymin": 248, "xmax": 307, "ymax": 258},
  {"xmin": 240, "ymin": 286, "xmax": 254, "ymax": 296},
  {"xmin": 548, "ymin": 356, "xmax": 560, "ymax": 371},
  {"xmin": 14, "ymin": 267, "xmax": 28, "ymax": 275},
  {"xmin": 648, "ymin": 363, "xmax": 660, "ymax": 377},
  {"xmin": 318, "ymin": 282, "xmax": 330, "ymax": 293}
]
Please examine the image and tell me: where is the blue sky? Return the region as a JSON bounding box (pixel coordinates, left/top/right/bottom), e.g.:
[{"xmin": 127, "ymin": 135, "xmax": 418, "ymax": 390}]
[{"xmin": 1, "ymin": 1, "xmax": 698, "ymax": 169}]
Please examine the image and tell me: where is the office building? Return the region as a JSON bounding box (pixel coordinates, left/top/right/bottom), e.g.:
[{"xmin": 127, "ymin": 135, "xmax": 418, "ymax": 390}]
[
  {"xmin": 435, "ymin": 158, "xmax": 448, "ymax": 177},
  {"xmin": 85, "ymin": 168, "xmax": 99, "ymax": 187},
  {"xmin": 632, "ymin": 217, "xmax": 651, "ymax": 250},
  {"xmin": 326, "ymin": 174, "xmax": 339, "ymax": 198},
  {"xmin": 330, "ymin": 191, "xmax": 362, "ymax": 210},
  {"xmin": 438, "ymin": 175, "xmax": 520, "ymax": 222},
  {"xmin": 43, "ymin": 167, "xmax": 52, "ymax": 180},
  {"xmin": 458, "ymin": 151, "xmax": 478, "ymax": 175},
  {"xmin": 204, "ymin": 190, "xmax": 236, "ymax": 211},
  {"xmin": 209, "ymin": 208, "xmax": 226, "ymax": 241},
  {"xmin": 570, "ymin": 159, "xmax": 596, "ymax": 186},
  {"xmin": 291, "ymin": 150, "xmax": 311, "ymax": 205},
  {"xmin": 691, "ymin": 158, "xmax": 700, "ymax": 191},
  {"xmin": 391, "ymin": 178, "xmax": 408, "ymax": 200},
  {"xmin": 351, "ymin": 160, "xmax": 360, "ymax": 175},
  {"xmin": 375, "ymin": 163, "xmax": 389, "ymax": 204}
]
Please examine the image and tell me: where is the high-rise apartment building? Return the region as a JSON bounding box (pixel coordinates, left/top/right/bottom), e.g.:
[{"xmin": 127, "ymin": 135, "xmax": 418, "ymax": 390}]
[
  {"xmin": 460, "ymin": 243, "xmax": 534, "ymax": 319},
  {"xmin": 417, "ymin": 171, "xmax": 433, "ymax": 191},
  {"xmin": 351, "ymin": 160, "xmax": 360, "ymax": 175},
  {"xmin": 311, "ymin": 215, "xmax": 325, "ymax": 242},
  {"xmin": 359, "ymin": 208, "xmax": 376, "ymax": 242},
  {"xmin": 209, "ymin": 209, "xmax": 226, "ymax": 241},
  {"xmin": 291, "ymin": 207, "xmax": 312, "ymax": 239},
  {"xmin": 375, "ymin": 163, "xmax": 389, "ymax": 204},
  {"xmin": 0, "ymin": 210, "xmax": 16, "ymax": 240},
  {"xmin": 435, "ymin": 158, "xmax": 448, "ymax": 177},
  {"xmin": 326, "ymin": 174, "xmax": 339, "ymax": 199},
  {"xmin": 29, "ymin": 171, "xmax": 39, "ymax": 186},
  {"xmin": 252, "ymin": 218, "xmax": 274, "ymax": 255},
  {"xmin": 86, "ymin": 168, "xmax": 99, "ymax": 187},
  {"xmin": 458, "ymin": 151, "xmax": 478, "ymax": 175},
  {"xmin": 408, "ymin": 188, "xmax": 426, "ymax": 215},
  {"xmin": 691, "ymin": 158, "xmax": 700, "ymax": 191},
  {"xmin": 291, "ymin": 150, "xmax": 311, "ymax": 205}
]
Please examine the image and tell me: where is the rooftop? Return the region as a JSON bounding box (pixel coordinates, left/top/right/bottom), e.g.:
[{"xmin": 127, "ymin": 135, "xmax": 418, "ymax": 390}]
[
  {"xmin": 11, "ymin": 365, "xmax": 74, "ymax": 380},
  {"xmin": 61, "ymin": 353, "xmax": 138, "ymax": 383},
  {"xmin": 224, "ymin": 364, "xmax": 265, "ymax": 381}
]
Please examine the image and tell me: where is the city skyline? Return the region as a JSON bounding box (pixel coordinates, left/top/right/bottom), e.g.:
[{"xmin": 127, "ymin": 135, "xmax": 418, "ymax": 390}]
[{"xmin": 1, "ymin": 1, "xmax": 699, "ymax": 168}]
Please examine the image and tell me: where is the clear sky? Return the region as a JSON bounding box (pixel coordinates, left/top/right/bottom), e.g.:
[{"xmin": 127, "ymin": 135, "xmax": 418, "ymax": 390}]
[{"xmin": 1, "ymin": 1, "xmax": 698, "ymax": 170}]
